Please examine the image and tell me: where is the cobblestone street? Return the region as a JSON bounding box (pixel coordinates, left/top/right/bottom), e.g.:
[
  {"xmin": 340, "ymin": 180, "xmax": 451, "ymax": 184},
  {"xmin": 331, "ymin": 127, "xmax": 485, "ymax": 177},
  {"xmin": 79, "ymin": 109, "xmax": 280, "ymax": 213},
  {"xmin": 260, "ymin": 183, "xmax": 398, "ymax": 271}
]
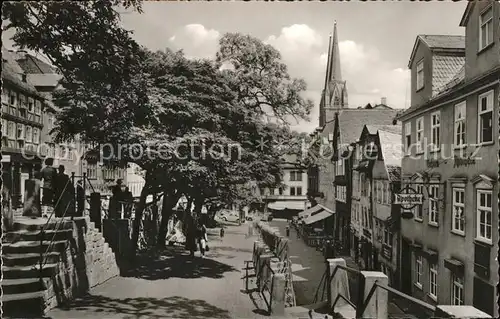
[{"xmin": 46, "ymin": 223, "xmax": 268, "ymax": 319}]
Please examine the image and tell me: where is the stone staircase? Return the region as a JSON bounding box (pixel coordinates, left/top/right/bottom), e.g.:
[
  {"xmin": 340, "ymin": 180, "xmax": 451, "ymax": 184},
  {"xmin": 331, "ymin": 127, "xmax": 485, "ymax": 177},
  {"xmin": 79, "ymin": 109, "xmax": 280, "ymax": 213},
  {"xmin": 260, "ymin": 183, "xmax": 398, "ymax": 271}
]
[{"xmin": 1, "ymin": 216, "xmax": 120, "ymax": 318}]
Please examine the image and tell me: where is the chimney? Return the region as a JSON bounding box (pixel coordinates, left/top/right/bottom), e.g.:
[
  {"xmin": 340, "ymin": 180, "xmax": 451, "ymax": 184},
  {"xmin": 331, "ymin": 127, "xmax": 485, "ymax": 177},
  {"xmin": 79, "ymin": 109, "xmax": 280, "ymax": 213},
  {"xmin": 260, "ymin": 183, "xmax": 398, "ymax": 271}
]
[{"xmin": 381, "ymin": 97, "xmax": 387, "ymax": 105}]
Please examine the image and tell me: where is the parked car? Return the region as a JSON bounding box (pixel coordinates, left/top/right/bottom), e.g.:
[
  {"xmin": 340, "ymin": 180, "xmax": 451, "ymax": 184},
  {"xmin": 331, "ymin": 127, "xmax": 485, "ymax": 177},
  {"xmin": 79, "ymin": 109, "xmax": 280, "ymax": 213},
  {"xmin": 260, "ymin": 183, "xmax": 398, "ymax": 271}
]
[{"xmin": 217, "ymin": 210, "xmax": 240, "ymax": 223}]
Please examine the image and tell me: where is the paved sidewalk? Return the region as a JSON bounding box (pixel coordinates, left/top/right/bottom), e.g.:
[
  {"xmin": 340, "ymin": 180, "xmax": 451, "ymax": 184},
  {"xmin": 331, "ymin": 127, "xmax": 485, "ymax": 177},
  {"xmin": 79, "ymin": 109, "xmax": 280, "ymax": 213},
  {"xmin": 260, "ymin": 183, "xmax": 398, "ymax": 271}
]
[{"xmin": 47, "ymin": 223, "xmax": 269, "ymax": 319}]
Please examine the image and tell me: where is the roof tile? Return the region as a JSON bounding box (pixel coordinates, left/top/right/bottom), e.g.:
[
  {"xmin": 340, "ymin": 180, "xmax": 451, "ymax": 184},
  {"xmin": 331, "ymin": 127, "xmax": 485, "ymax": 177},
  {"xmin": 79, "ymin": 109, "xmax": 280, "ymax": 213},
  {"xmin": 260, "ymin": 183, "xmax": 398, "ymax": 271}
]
[
  {"xmin": 432, "ymin": 55, "xmax": 465, "ymax": 97},
  {"xmin": 420, "ymin": 35, "xmax": 465, "ymax": 49}
]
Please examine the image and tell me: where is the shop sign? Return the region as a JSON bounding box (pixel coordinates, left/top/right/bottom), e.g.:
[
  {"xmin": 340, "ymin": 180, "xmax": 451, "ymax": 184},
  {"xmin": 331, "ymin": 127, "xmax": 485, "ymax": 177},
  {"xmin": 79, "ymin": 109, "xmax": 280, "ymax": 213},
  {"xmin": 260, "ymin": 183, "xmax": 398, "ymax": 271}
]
[
  {"xmin": 453, "ymin": 155, "xmax": 476, "ymax": 168},
  {"xmin": 426, "ymin": 159, "xmax": 440, "ymax": 168},
  {"xmin": 394, "ymin": 185, "xmax": 423, "ymax": 211}
]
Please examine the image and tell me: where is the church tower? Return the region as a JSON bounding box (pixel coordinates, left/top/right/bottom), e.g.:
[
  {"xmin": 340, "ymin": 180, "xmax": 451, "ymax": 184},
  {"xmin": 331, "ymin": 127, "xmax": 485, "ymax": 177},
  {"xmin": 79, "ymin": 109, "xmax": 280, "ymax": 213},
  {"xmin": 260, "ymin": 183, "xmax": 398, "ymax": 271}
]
[{"xmin": 319, "ymin": 22, "xmax": 348, "ymax": 127}]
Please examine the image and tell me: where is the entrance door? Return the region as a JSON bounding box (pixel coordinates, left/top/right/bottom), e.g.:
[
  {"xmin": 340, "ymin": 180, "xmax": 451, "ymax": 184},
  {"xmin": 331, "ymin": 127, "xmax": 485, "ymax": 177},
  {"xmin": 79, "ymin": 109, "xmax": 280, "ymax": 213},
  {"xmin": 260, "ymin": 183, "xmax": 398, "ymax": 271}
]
[
  {"xmin": 401, "ymin": 237, "xmax": 412, "ymax": 294},
  {"xmin": 20, "ymin": 173, "xmax": 29, "ymax": 204}
]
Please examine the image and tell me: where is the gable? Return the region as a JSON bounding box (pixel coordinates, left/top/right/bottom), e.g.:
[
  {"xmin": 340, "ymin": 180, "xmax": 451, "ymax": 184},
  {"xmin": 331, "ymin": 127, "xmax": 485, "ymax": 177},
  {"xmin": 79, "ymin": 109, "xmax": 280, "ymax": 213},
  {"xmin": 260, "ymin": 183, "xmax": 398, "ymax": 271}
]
[{"xmin": 472, "ymin": 174, "xmax": 495, "ymax": 189}]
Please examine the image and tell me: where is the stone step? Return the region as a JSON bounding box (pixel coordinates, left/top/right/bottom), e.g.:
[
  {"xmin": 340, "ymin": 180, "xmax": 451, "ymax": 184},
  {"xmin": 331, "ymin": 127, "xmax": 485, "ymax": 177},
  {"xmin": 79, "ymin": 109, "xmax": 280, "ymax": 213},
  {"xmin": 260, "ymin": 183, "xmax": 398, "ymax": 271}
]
[
  {"xmin": 2, "ymin": 263, "xmax": 59, "ymax": 279},
  {"xmin": 1, "ymin": 278, "xmax": 51, "ymax": 295},
  {"xmin": 2, "ymin": 252, "xmax": 62, "ymax": 267},
  {"xmin": 3, "ymin": 229, "xmax": 73, "ymax": 243},
  {"xmin": 12, "ymin": 217, "xmax": 74, "ymax": 232},
  {"xmin": 1, "ymin": 290, "xmax": 48, "ymax": 317},
  {"xmin": 3, "ymin": 240, "xmax": 68, "ymax": 255}
]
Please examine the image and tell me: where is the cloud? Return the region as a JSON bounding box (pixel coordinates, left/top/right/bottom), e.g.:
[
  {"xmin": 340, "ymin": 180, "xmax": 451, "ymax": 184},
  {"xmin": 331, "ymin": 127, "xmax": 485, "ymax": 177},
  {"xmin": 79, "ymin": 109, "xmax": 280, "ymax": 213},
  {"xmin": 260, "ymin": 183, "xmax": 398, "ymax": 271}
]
[
  {"xmin": 264, "ymin": 24, "xmax": 410, "ymax": 134},
  {"xmin": 168, "ymin": 24, "xmax": 220, "ymax": 59}
]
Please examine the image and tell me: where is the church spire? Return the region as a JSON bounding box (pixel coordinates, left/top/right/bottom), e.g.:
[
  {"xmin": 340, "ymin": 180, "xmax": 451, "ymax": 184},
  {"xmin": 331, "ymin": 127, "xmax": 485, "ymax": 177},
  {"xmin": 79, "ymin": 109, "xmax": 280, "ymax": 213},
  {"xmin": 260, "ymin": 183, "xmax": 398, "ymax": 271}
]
[{"xmin": 326, "ymin": 21, "xmax": 342, "ymax": 83}]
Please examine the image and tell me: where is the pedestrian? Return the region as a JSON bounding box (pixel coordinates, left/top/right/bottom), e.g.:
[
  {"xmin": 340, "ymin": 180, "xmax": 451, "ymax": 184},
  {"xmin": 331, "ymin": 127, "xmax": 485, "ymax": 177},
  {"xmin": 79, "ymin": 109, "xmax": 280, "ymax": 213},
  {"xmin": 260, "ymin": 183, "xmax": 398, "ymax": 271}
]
[
  {"xmin": 220, "ymin": 226, "xmax": 225, "ymax": 238},
  {"xmin": 123, "ymin": 186, "xmax": 133, "ymax": 218},
  {"xmin": 285, "ymin": 225, "xmax": 290, "ymax": 237},
  {"xmin": 76, "ymin": 180, "xmax": 85, "ymax": 216},
  {"xmin": 54, "ymin": 165, "xmax": 74, "ymax": 217},
  {"xmin": 197, "ymin": 222, "xmax": 208, "ymax": 258},
  {"xmin": 111, "ymin": 179, "xmax": 124, "ymax": 218},
  {"xmin": 40, "ymin": 158, "xmax": 57, "ymax": 217},
  {"xmin": 186, "ymin": 214, "xmax": 197, "ymax": 258}
]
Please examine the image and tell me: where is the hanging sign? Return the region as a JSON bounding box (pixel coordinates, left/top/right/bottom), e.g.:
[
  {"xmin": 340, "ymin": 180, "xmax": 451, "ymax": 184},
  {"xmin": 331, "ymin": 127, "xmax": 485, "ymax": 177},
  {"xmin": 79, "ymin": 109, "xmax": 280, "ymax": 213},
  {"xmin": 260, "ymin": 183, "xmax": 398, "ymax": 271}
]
[{"xmin": 394, "ymin": 185, "xmax": 423, "ymax": 211}]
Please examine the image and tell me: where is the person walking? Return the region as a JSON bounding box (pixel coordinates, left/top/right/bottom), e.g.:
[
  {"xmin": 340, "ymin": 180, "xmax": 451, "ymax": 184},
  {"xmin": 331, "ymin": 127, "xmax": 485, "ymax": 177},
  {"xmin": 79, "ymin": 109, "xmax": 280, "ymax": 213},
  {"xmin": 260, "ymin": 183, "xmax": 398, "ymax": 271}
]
[
  {"xmin": 197, "ymin": 222, "xmax": 208, "ymax": 258},
  {"xmin": 185, "ymin": 214, "xmax": 197, "ymax": 259},
  {"xmin": 123, "ymin": 186, "xmax": 133, "ymax": 219},
  {"xmin": 40, "ymin": 158, "xmax": 57, "ymax": 217},
  {"xmin": 111, "ymin": 179, "xmax": 124, "ymax": 218}
]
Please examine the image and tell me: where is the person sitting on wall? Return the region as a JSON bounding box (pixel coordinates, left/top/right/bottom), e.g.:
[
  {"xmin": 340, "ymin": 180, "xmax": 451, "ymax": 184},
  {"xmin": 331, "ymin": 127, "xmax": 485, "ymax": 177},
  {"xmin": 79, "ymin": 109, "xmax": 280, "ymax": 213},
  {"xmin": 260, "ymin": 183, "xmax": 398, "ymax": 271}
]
[{"xmin": 40, "ymin": 158, "xmax": 57, "ymax": 217}]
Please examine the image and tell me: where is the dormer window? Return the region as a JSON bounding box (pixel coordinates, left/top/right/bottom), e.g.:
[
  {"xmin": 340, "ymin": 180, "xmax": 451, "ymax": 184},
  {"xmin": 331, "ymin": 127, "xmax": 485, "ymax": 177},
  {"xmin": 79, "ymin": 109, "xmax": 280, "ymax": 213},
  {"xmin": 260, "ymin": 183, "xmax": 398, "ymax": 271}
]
[
  {"xmin": 416, "ymin": 59, "xmax": 424, "ymax": 91},
  {"xmin": 479, "ymin": 6, "xmax": 493, "ymax": 51}
]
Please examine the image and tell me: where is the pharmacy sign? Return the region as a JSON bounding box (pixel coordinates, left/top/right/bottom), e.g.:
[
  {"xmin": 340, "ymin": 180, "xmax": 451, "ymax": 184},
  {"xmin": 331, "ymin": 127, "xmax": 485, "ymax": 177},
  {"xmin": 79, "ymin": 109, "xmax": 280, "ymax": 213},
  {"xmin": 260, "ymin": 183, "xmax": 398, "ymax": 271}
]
[{"xmin": 394, "ymin": 185, "xmax": 423, "ymax": 211}]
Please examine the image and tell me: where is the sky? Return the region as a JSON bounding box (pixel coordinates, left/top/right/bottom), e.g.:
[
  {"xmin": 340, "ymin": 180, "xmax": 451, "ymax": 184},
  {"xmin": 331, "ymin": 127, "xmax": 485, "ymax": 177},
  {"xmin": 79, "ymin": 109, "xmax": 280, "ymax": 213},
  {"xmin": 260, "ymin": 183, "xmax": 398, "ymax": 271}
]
[{"xmin": 3, "ymin": 1, "xmax": 467, "ymax": 134}]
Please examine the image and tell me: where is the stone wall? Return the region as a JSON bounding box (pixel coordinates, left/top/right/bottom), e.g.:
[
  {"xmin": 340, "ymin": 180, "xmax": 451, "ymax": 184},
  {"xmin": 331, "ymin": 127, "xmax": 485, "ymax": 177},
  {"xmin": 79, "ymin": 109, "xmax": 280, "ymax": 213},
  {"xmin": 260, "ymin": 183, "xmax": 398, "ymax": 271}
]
[{"xmin": 45, "ymin": 217, "xmax": 120, "ymax": 310}]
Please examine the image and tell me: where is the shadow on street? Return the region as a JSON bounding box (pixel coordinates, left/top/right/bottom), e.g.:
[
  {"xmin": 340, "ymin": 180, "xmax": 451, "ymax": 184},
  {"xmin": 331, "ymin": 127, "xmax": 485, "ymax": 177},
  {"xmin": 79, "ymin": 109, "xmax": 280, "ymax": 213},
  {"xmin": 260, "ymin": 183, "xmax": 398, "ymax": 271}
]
[
  {"xmin": 122, "ymin": 250, "xmax": 238, "ymax": 280},
  {"xmin": 57, "ymin": 294, "xmax": 231, "ymax": 319}
]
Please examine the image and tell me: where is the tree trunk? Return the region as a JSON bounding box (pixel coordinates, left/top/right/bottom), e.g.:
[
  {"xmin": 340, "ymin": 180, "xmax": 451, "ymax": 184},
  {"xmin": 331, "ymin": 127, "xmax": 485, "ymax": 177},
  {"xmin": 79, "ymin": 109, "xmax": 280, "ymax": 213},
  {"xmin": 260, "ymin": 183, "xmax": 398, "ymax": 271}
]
[
  {"xmin": 131, "ymin": 178, "xmax": 150, "ymax": 255},
  {"xmin": 156, "ymin": 190, "xmax": 181, "ymax": 247}
]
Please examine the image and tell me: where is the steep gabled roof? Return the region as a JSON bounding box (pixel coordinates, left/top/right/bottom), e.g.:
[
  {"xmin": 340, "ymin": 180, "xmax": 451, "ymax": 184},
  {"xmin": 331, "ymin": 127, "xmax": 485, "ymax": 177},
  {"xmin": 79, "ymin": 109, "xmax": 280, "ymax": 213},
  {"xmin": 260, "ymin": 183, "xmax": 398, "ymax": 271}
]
[
  {"xmin": 408, "ymin": 35, "xmax": 465, "ymax": 68},
  {"xmin": 459, "ymin": 1, "xmax": 475, "ymax": 27},
  {"xmin": 2, "ymin": 47, "xmax": 41, "ymax": 97},
  {"xmin": 378, "ymin": 129, "xmax": 403, "ymax": 182},
  {"xmin": 365, "ymin": 125, "xmax": 402, "ymax": 136},
  {"xmin": 337, "ymin": 109, "xmax": 401, "ymax": 146}
]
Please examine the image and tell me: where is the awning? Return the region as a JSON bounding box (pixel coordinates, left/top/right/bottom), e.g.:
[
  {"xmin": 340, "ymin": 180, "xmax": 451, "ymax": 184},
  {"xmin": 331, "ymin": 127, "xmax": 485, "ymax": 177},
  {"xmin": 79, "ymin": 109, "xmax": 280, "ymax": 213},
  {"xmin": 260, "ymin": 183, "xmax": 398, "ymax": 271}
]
[
  {"xmin": 303, "ymin": 207, "xmax": 334, "ymax": 225},
  {"xmin": 298, "ymin": 205, "xmax": 323, "ymax": 219},
  {"xmin": 267, "ymin": 200, "xmax": 307, "ymax": 211}
]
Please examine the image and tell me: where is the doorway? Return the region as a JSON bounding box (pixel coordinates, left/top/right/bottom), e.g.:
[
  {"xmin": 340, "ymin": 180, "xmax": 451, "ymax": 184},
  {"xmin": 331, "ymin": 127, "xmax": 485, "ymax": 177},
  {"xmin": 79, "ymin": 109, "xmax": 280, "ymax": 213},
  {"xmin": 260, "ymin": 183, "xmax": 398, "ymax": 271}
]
[{"xmin": 401, "ymin": 237, "xmax": 412, "ymax": 294}]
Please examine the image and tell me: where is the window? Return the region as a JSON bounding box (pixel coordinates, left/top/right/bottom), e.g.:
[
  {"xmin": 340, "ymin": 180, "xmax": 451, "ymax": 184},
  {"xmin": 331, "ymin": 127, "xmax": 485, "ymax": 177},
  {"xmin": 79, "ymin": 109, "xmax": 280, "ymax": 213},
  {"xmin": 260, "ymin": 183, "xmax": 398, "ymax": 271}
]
[
  {"xmin": 416, "ymin": 117, "xmax": 424, "ymax": 153},
  {"xmin": 19, "ymin": 94, "xmax": 26, "ymax": 109},
  {"xmin": 430, "ymin": 111, "xmax": 440, "ymax": 150},
  {"xmin": 28, "ymin": 97, "xmax": 34, "ymax": 113},
  {"xmin": 429, "ymin": 263, "xmax": 438, "ymax": 299},
  {"xmin": 9, "ymin": 91, "xmax": 17, "ymax": 107},
  {"xmin": 2, "ymin": 87, "xmax": 8, "ymax": 104},
  {"xmin": 33, "ymin": 127, "xmax": 40, "ymax": 144},
  {"xmin": 428, "ymin": 185, "xmax": 439, "ymax": 225},
  {"xmin": 7, "ymin": 121, "xmax": 15, "ymax": 138},
  {"xmin": 1, "ymin": 118, "xmax": 7, "ymax": 136},
  {"xmin": 416, "ymin": 60, "xmax": 424, "ymax": 90},
  {"xmin": 479, "ymin": 6, "xmax": 493, "ymax": 50},
  {"xmin": 34, "ymin": 100, "xmax": 42, "ymax": 115},
  {"xmin": 279, "ymin": 188, "xmax": 283, "ymax": 195},
  {"xmin": 25, "ymin": 126, "xmax": 32, "ymax": 143},
  {"xmin": 385, "ymin": 182, "xmax": 391, "ymax": 204},
  {"xmin": 383, "ymin": 228, "xmax": 393, "ymax": 247},
  {"xmin": 290, "ymin": 187, "xmax": 296, "ymax": 196},
  {"xmin": 478, "ymin": 90, "xmax": 493, "ymax": 144},
  {"xmin": 404, "ymin": 122, "xmax": 411, "ymax": 155},
  {"xmin": 454, "ymin": 102, "xmax": 466, "ymax": 147},
  {"xmin": 296, "ymin": 187, "xmax": 302, "ymax": 196},
  {"xmin": 47, "ymin": 113, "xmax": 54, "ymax": 130},
  {"xmin": 290, "ymin": 171, "xmax": 303, "ymax": 182},
  {"xmin": 16, "ymin": 123, "xmax": 24, "ymax": 140},
  {"xmin": 415, "ymin": 255, "xmax": 422, "ymax": 287},
  {"xmin": 452, "ymin": 188, "xmax": 465, "ymax": 234},
  {"xmin": 87, "ymin": 164, "xmax": 98, "ymax": 179},
  {"xmin": 452, "ymin": 275, "xmax": 464, "ymax": 306},
  {"xmin": 476, "ymin": 190, "xmax": 492, "ymax": 243},
  {"xmin": 414, "ymin": 184, "xmax": 424, "ymax": 220}
]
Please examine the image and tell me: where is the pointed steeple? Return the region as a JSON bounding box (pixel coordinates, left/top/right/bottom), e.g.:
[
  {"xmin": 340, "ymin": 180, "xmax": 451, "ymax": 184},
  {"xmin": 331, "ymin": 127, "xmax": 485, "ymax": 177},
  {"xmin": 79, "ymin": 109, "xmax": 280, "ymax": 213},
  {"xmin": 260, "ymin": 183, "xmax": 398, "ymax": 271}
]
[{"xmin": 326, "ymin": 21, "xmax": 342, "ymax": 83}]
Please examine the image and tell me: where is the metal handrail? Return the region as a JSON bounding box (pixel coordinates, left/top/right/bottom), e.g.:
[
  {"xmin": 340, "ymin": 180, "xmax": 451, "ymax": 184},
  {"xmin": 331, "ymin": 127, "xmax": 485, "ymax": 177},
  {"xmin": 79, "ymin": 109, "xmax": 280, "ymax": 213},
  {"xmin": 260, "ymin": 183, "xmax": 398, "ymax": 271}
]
[
  {"xmin": 258, "ymin": 260, "xmax": 275, "ymax": 314},
  {"xmin": 332, "ymin": 294, "xmax": 356, "ymax": 310},
  {"xmin": 38, "ymin": 174, "xmax": 75, "ymax": 282},
  {"xmin": 357, "ymin": 281, "xmax": 436, "ymax": 317}
]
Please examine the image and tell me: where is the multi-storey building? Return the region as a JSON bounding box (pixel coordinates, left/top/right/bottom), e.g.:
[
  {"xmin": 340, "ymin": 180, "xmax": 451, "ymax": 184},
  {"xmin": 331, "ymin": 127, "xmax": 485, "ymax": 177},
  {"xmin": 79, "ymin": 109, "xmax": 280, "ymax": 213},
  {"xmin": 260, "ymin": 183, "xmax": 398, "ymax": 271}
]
[
  {"xmin": 2, "ymin": 47, "xmax": 45, "ymax": 208},
  {"xmin": 351, "ymin": 125, "xmax": 402, "ymax": 287},
  {"xmin": 11, "ymin": 50, "xmax": 129, "ymax": 197},
  {"xmin": 265, "ymin": 154, "xmax": 309, "ymax": 217},
  {"xmin": 396, "ymin": 1, "xmax": 499, "ymax": 316}
]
